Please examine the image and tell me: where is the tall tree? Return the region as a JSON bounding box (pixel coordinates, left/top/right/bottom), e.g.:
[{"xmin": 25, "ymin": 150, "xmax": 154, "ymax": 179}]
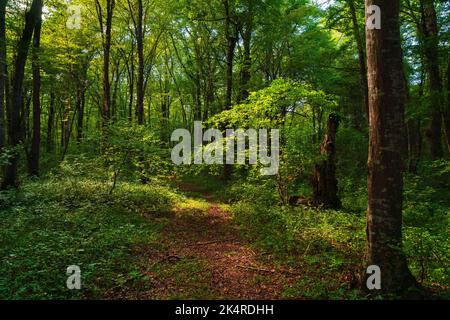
[
  {"xmin": 364, "ymin": 0, "xmax": 419, "ymax": 294},
  {"xmin": 136, "ymin": 0, "xmax": 144, "ymax": 125},
  {"xmin": 2, "ymin": 0, "xmax": 43, "ymax": 188},
  {"xmin": 28, "ymin": 2, "xmax": 43, "ymax": 176},
  {"xmin": 95, "ymin": 0, "xmax": 115, "ymax": 126},
  {"xmin": 223, "ymin": 0, "xmax": 237, "ymax": 109},
  {"xmin": 0, "ymin": 0, "xmax": 7, "ymax": 152},
  {"xmin": 420, "ymin": 0, "xmax": 443, "ymax": 159},
  {"xmin": 444, "ymin": 57, "xmax": 450, "ymax": 152},
  {"xmin": 347, "ymin": 0, "xmax": 369, "ymax": 125},
  {"xmin": 237, "ymin": 0, "xmax": 254, "ymax": 102}
]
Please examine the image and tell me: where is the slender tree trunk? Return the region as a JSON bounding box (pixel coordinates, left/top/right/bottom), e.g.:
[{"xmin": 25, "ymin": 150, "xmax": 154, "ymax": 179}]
[
  {"xmin": 46, "ymin": 91, "xmax": 55, "ymax": 152},
  {"xmin": 136, "ymin": 0, "xmax": 144, "ymax": 125},
  {"xmin": 28, "ymin": 6, "xmax": 42, "ymax": 176},
  {"xmin": 0, "ymin": 0, "xmax": 7, "ymax": 152},
  {"xmin": 406, "ymin": 70, "xmax": 425, "ymax": 173},
  {"xmin": 111, "ymin": 60, "xmax": 120, "ymax": 122},
  {"xmin": 95, "ymin": 0, "xmax": 114, "ymax": 127},
  {"xmin": 76, "ymin": 87, "xmax": 86, "ymax": 143},
  {"xmin": 127, "ymin": 40, "xmax": 135, "ymax": 123},
  {"xmin": 444, "ymin": 57, "xmax": 450, "ymax": 152},
  {"xmin": 420, "ymin": 0, "xmax": 443, "ymax": 159},
  {"xmin": 224, "ymin": 0, "xmax": 237, "ymax": 110},
  {"xmin": 348, "ymin": 0, "xmax": 369, "ymax": 126},
  {"xmin": 2, "ymin": 0, "xmax": 42, "ymax": 189},
  {"xmin": 364, "ymin": 0, "xmax": 419, "ymax": 295},
  {"xmin": 223, "ymin": 0, "xmax": 237, "ymax": 180},
  {"xmin": 238, "ymin": 3, "xmax": 253, "ymax": 103},
  {"xmin": 312, "ymin": 114, "xmax": 341, "ymax": 209}
]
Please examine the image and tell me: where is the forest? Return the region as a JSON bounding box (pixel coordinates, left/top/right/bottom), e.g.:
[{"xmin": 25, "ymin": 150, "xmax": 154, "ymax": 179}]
[{"xmin": 0, "ymin": 0, "xmax": 449, "ymax": 300}]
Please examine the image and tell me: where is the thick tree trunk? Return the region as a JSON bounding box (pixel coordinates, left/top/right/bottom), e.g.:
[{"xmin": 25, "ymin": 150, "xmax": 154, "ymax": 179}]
[
  {"xmin": 312, "ymin": 114, "xmax": 341, "ymax": 209},
  {"xmin": 2, "ymin": 0, "xmax": 42, "ymax": 189},
  {"xmin": 364, "ymin": 0, "xmax": 419, "ymax": 295},
  {"xmin": 28, "ymin": 7, "xmax": 42, "ymax": 177},
  {"xmin": 420, "ymin": 0, "xmax": 443, "ymax": 159}
]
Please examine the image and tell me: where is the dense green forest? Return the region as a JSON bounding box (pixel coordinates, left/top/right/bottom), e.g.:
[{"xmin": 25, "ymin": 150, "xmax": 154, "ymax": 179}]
[{"xmin": 0, "ymin": 0, "xmax": 449, "ymax": 300}]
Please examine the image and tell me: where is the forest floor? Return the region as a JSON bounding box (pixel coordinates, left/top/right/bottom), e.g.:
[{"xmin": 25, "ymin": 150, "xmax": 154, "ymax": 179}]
[
  {"xmin": 2, "ymin": 173, "xmax": 446, "ymax": 299},
  {"xmin": 131, "ymin": 182, "xmax": 305, "ymax": 299}
]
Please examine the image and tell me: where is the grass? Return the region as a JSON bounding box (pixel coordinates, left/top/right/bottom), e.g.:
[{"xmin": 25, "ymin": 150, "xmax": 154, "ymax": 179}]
[
  {"xmin": 0, "ymin": 177, "xmax": 175, "ymax": 299},
  {"xmin": 0, "ymin": 165, "xmax": 448, "ymax": 299}
]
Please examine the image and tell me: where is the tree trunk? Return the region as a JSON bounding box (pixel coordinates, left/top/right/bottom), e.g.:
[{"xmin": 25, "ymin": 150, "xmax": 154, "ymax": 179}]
[
  {"xmin": 238, "ymin": 2, "xmax": 253, "ymax": 103},
  {"xmin": 364, "ymin": 0, "xmax": 419, "ymax": 295},
  {"xmin": 46, "ymin": 91, "xmax": 55, "ymax": 152},
  {"xmin": 420, "ymin": 0, "xmax": 443, "ymax": 159},
  {"xmin": 348, "ymin": 0, "xmax": 369, "ymax": 126},
  {"xmin": 223, "ymin": 0, "xmax": 237, "ymax": 180},
  {"xmin": 95, "ymin": 0, "xmax": 114, "ymax": 126},
  {"xmin": 127, "ymin": 40, "xmax": 135, "ymax": 123},
  {"xmin": 76, "ymin": 87, "xmax": 86, "ymax": 143},
  {"xmin": 136, "ymin": 0, "xmax": 144, "ymax": 125},
  {"xmin": 111, "ymin": 60, "xmax": 120, "ymax": 122},
  {"xmin": 2, "ymin": 0, "xmax": 42, "ymax": 189},
  {"xmin": 444, "ymin": 57, "xmax": 450, "ymax": 152},
  {"xmin": 28, "ymin": 6, "xmax": 42, "ymax": 177},
  {"xmin": 0, "ymin": 0, "xmax": 7, "ymax": 152},
  {"xmin": 312, "ymin": 114, "xmax": 341, "ymax": 209},
  {"xmin": 224, "ymin": 0, "xmax": 237, "ymax": 110}
]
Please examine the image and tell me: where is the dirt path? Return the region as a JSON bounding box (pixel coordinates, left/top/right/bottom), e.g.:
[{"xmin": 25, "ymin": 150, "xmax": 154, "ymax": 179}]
[{"xmin": 138, "ymin": 183, "xmax": 300, "ymax": 299}]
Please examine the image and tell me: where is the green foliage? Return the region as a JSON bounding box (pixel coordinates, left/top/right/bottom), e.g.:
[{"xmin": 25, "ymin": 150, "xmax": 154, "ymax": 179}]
[{"xmin": 0, "ymin": 173, "xmax": 178, "ymax": 299}]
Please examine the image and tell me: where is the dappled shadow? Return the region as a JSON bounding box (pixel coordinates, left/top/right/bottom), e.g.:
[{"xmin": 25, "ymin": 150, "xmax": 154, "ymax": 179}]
[{"xmin": 135, "ymin": 183, "xmax": 303, "ymax": 299}]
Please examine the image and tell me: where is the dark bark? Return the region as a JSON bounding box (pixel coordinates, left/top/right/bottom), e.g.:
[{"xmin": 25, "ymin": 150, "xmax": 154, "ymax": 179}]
[
  {"xmin": 420, "ymin": 0, "xmax": 443, "ymax": 159},
  {"xmin": 125, "ymin": 40, "xmax": 135, "ymax": 123},
  {"xmin": 406, "ymin": 119, "xmax": 423, "ymax": 174},
  {"xmin": 223, "ymin": 0, "xmax": 237, "ymax": 181},
  {"xmin": 364, "ymin": 0, "xmax": 419, "ymax": 295},
  {"xmin": 238, "ymin": 2, "xmax": 253, "ymax": 103},
  {"xmin": 160, "ymin": 74, "xmax": 171, "ymax": 143},
  {"xmin": 95, "ymin": 0, "xmax": 115, "ymax": 126},
  {"xmin": 0, "ymin": 0, "xmax": 7, "ymax": 151},
  {"xmin": 348, "ymin": 0, "xmax": 369, "ymax": 126},
  {"xmin": 311, "ymin": 114, "xmax": 341, "ymax": 209},
  {"xmin": 444, "ymin": 57, "xmax": 450, "ymax": 152},
  {"xmin": 111, "ymin": 60, "xmax": 120, "ymax": 122},
  {"xmin": 136, "ymin": 0, "xmax": 144, "ymax": 125},
  {"xmin": 406, "ymin": 70, "xmax": 424, "ymax": 173},
  {"xmin": 28, "ymin": 5, "xmax": 42, "ymax": 177},
  {"xmin": 76, "ymin": 87, "xmax": 86, "ymax": 143},
  {"xmin": 224, "ymin": 0, "xmax": 237, "ymax": 110},
  {"xmin": 2, "ymin": 0, "xmax": 42, "ymax": 189}
]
